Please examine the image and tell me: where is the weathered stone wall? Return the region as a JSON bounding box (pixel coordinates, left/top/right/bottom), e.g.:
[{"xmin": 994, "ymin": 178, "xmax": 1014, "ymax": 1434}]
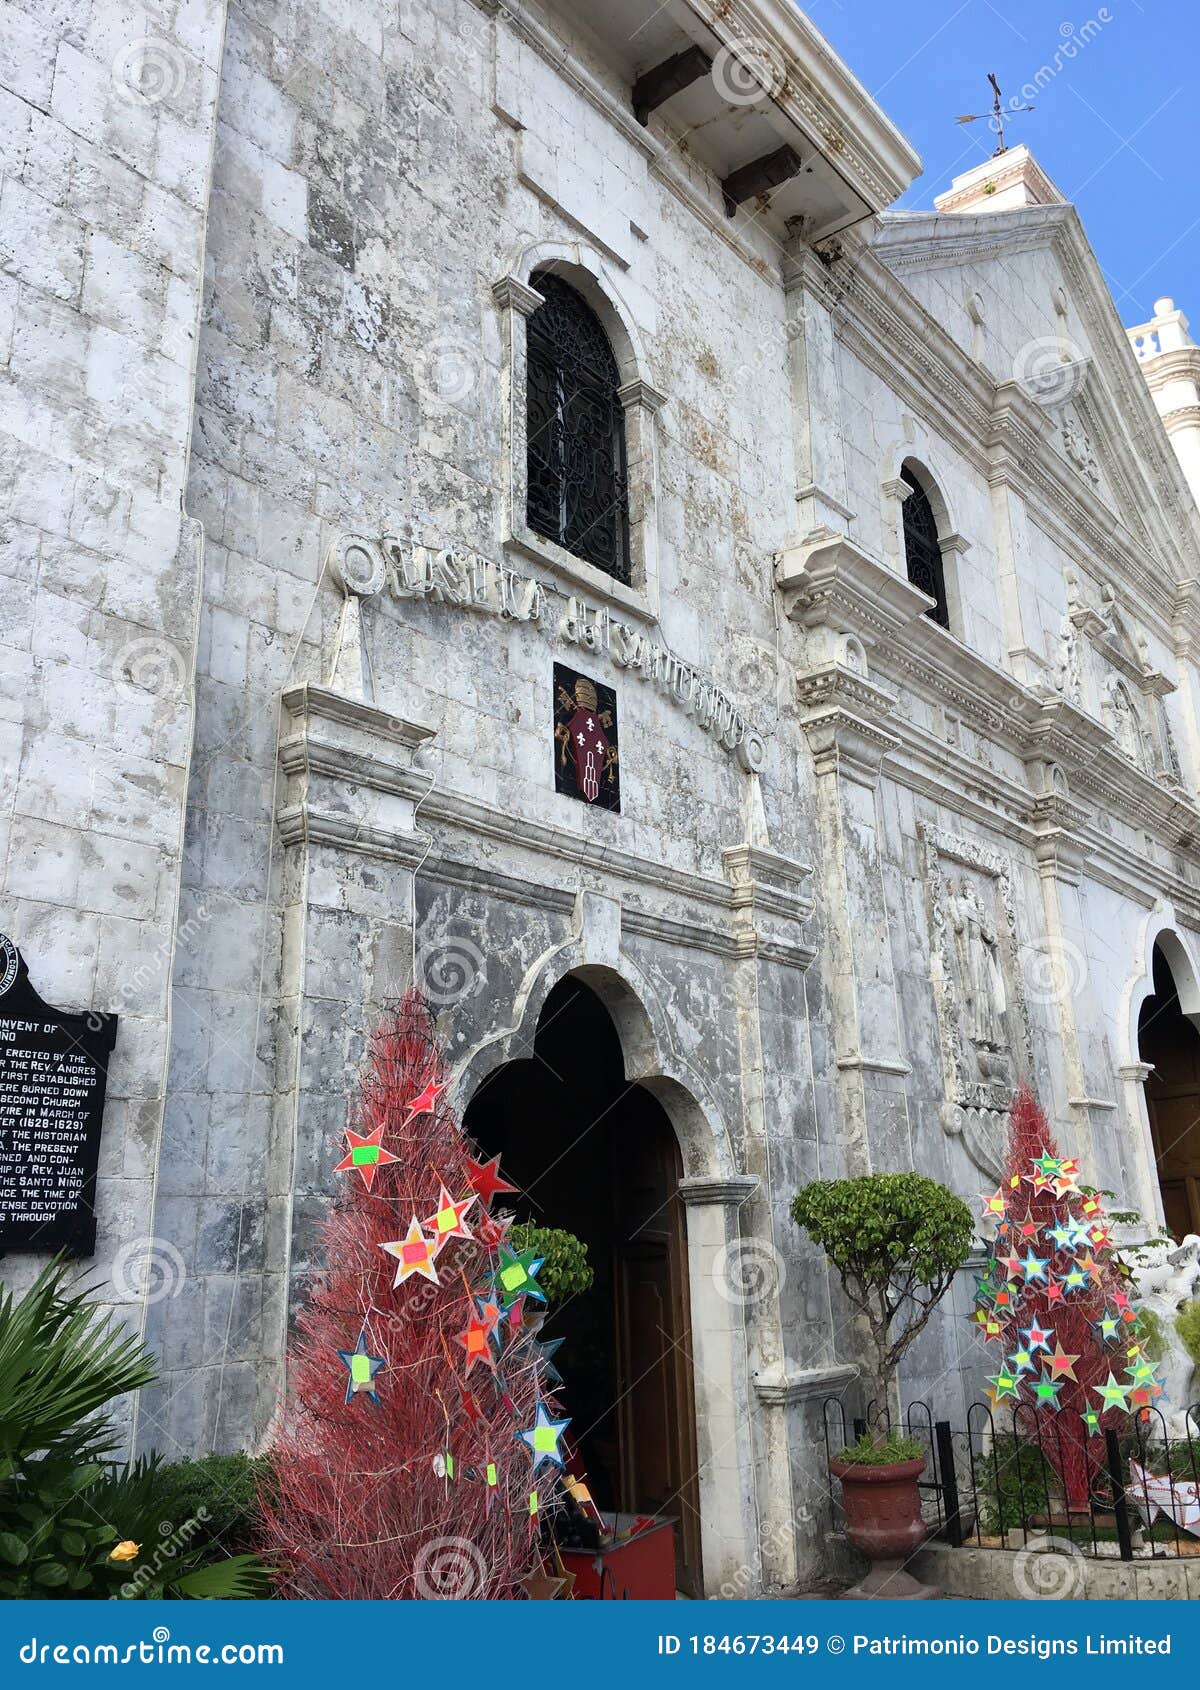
[
  {"xmin": 0, "ymin": 2, "xmax": 224, "ymax": 1397},
  {"xmin": 137, "ymin": 1, "xmax": 817, "ymax": 1558},
  {"xmin": 6, "ymin": 0, "xmax": 1200, "ymax": 1596}
]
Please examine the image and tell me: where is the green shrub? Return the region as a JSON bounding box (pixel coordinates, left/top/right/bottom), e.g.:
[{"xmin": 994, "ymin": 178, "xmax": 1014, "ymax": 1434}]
[
  {"xmin": 835, "ymin": 1431, "xmax": 924, "ymax": 1466},
  {"xmin": 153, "ymin": 1453, "xmax": 269, "ymax": 1557},
  {"xmin": 792, "ymin": 1173, "xmax": 973, "ymax": 1434},
  {"xmin": 0, "ymin": 1262, "xmax": 267, "ymax": 1599},
  {"xmin": 1177, "ymin": 1300, "xmax": 1200, "ymax": 1370},
  {"xmin": 974, "ymin": 1433, "xmax": 1058, "ymax": 1535},
  {"xmin": 509, "ymin": 1223, "xmax": 593, "ymax": 1305}
]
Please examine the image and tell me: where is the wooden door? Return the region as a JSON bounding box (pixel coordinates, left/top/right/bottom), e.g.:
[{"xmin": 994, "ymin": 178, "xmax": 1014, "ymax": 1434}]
[{"xmin": 611, "ymin": 1111, "xmax": 702, "ymax": 1597}]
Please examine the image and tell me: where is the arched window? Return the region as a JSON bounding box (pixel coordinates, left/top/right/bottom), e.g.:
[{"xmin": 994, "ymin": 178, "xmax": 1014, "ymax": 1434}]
[
  {"xmin": 526, "ymin": 273, "xmax": 631, "ymax": 582},
  {"xmin": 901, "ymin": 465, "xmax": 949, "ymax": 629}
]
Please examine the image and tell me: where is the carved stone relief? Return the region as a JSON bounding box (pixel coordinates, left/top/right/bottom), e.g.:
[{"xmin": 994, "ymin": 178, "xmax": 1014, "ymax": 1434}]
[{"xmin": 920, "ymin": 822, "xmax": 1034, "ymax": 1178}]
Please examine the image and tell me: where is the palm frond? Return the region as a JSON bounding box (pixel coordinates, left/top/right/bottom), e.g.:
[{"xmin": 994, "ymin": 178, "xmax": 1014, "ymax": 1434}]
[
  {"xmin": 168, "ymin": 1555, "xmax": 271, "ymax": 1600},
  {"xmin": 0, "ymin": 1262, "xmax": 156, "ymax": 1467}
]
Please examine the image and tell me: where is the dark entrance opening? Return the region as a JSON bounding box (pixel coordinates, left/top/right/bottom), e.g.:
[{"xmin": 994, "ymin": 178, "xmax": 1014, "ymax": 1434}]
[
  {"xmin": 1138, "ymin": 942, "xmax": 1200, "ymax": 1237},
  {"xmin": 463, "ymin": 974, "xmax": 702, "ymax": 1594}
]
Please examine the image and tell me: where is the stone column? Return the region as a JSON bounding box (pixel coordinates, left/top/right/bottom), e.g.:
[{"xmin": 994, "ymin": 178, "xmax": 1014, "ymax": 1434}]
[
  {"xmin": 678, "ymin": 1174, "xmax": 761, "ymax": 1596},
  {"xmin": 1116, "ymin": 1060, "xmax": 1165, "ymax": 1226}
]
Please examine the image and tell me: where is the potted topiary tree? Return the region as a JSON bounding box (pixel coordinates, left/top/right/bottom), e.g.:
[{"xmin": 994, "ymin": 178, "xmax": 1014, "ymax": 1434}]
[{"xmin": 792, "ymin": 1173, "xmax": 973, "ymax": 1600}]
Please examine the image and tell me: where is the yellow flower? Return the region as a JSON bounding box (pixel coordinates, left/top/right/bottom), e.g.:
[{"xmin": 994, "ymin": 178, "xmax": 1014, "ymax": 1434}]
[{"xmin": 109, "ymin": 1541, "xmax": 140, "ymax": 1563}]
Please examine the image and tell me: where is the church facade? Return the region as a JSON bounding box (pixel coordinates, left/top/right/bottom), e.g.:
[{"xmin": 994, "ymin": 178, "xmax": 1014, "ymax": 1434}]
[{"xmin": 5, "ymin": 0, "xmax": 1200, "ymax": 1595}]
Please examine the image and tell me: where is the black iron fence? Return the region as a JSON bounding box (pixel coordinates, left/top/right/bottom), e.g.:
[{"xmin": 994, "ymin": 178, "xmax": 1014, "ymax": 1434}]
[{"xmin": 820, "ymin": 1397, "xmax": 1200, "ymax": 1563}]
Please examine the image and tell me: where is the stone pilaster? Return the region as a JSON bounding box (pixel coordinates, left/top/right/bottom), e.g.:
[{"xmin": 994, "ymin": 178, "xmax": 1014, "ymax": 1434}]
[
  {"xmin": 777, "ymin": 532, "xmax": 927, "ymax": 1173},
  {"xmin": 678, "ymin": 1175, "xmax": 761, "ymax": 1594},
  {"xmin": 273, "ymin": 681, "xmax": 435, "ymax": 1351},
  {"xmin": 1025, "ymin": 769, "xmax": 1103, "ymax": 1167}
]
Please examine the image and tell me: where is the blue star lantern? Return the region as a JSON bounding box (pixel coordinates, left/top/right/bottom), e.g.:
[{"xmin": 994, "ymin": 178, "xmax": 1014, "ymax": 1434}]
[
  {"xmin": 1019, "ymin": 1250, "xmax": 1050, "ymax": 1283},
  {"xmin": 337, "ymin": 1330, "xmax": 386, "ymax": 1405},
  {"xmin": 517, "ymin": 1402, "xmax": 571, "ymax": 1472}
]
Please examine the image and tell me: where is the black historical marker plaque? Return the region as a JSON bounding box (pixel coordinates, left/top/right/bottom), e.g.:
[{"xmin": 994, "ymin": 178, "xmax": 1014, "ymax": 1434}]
[
  {"xmin": 553, "ymin": 664, "xmax": 620, "ymax": 812},
  {"xmin": 0, "ymin": 934, "xmax": 117, "ymax": 1257}
]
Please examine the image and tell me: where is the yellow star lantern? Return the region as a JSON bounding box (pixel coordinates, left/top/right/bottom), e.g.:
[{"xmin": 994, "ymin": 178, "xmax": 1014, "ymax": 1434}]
[{"xmin": 380, "ymin": 1217, "xmax": 440, "ymax": 1287}]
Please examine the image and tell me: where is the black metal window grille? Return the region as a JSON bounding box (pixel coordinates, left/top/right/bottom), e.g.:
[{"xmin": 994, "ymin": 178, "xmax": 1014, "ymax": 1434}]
[
  {"xmin": 526, "ymin": 273, "xmax": 631, "ymax": 583},
  {"xmin": 901, "ymin": 465, "xmax": 950, "ymax": 629}
]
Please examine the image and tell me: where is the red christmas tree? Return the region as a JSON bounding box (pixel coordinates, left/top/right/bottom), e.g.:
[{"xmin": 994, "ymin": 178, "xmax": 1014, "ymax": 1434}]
[
  {"xmin": 968, "ymin": 1086, "xmax": 1163, "ymax": 1513},
  {"xmin": 258, "ymin": 992, "xmax": 568, "ymax": 1598}
]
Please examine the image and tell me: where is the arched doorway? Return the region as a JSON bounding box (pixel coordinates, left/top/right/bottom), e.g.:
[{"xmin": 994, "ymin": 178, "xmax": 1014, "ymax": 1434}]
[
  {"xmin": 463, "ymin": 974, "xmax": 703, "ymax": 1594},
  {"xmin": 1138, "ymin": 942, "xmax": 1200, "ymax": 1237}
]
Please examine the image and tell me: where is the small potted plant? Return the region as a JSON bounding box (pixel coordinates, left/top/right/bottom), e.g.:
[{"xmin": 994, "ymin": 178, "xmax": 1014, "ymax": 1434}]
[{"xmin": 792, "ymin": 1172, "xmax": 973, "ymax": 1599}]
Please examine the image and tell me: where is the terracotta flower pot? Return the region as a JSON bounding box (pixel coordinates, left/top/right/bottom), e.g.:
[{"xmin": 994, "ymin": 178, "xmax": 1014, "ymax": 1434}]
[{"xmin": 829, "ymin": 1454, "xmax": 940, "ymax": 1599}]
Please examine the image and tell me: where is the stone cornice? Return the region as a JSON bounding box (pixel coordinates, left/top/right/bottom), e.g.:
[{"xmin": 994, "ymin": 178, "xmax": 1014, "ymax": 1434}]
[
  {"xmin": 678, "ymin": 1173, "xmax": 759, "ymax": 1207},
  {"xmin": 776, "ymin": 527, "xmax": 932, "ymax": 644},
  {"xmin": 677, "ymin": 0, "xmax": 921, "ymax": 210},
  {"xmin": 753, "ymin": 1361, "xmax": 858, "ymax": 1406}
]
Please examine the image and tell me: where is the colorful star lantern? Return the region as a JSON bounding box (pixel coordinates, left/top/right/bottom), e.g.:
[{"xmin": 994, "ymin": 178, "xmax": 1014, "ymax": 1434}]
[
  {"xmin": 986, "ymin": 1367, "xmax": 1021, "ymax": 1405},
  {"xmin": 337, "ymin": 1331, "xmax": 386, "ymax": 1404},
  {"xmin": 1080, "ymin": 1407, "xmax": 1102, "ymax": 1434},
  {"xmin": 491, "ymin": 1245, "xmax": 547, "ymax": 1310},
  {"xmin": 1007, "ymin": 1346, "xmax": 1036, "ymax": 1376},
  {"xmin": 517, "ymin": 1403, "xmax": 571, "ymax": 1472},
  {"xmin": 1019, "ymin": 1250, "xmax": 1050, "ymax": 1283},
  {"xmin": 1045, "ymin": 1344, "xmax": 1081, "ymax": 1382},
  {"xmin": 333, "ymin": 1125, "xmax": 400, "ymax": 1192},
  {"xmin": 1125, "ymin": 1357, "xmax": 1161, "ymax": 1390},
  {"xmin": 1020, "ymin": 1323, "xmax": 1054, "ymax": 1354},
  {"xmin": 465, "ymin": 1154, "xmax": 517, "ymax": 1208},
  {"xmin": 1031, "ymin": 1376, "xmax": 1064, "ymax": 1409},
  {"xmin": 1092, "ymin": 1373, "xmax": 1132, "ymax": 1412},
  {"xmin": 423, "ymin": 1182, "xmax": 475, "ymax": 1254},
  {"xmin": 403, "ymin": 1080, "xmax": 446, "ymax": 1121},
  {"xmin": 980, "ymin": 1188, "xmax": 1008, "ymax": 1221},
  {"xmin": 380, "ymin": 1217, "xmax": 440, "ymax": 1287},
  {"xmin": 1051, "ymin": 1158, "xmax": 1081, "ymax": 1195},
  {"xmin": 1012, "ymin": 1209, "xmax": 1040, "ymax": 1240},
  {"xmin": 455, "ymin": 1311, "xmax": 499, "ymax": 1375},
  {"xmin": 475, "ymin": 1209, "xmax": 512, "ymax": 1249}
]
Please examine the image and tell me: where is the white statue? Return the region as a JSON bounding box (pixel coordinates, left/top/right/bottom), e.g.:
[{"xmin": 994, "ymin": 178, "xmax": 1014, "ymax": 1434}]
[
  {"xmin": 1103, "ymin": 677, "xmax": 1143, "ymax": 766},
  {"xmin": 1133, "ymin": 1235, "xmax": 1200, "ymax": 1436},
  {"xmin": 950, "ymin": 879, "xmax": 1008, "ymax": 1050},
  {"xmin": 1054, "ymin": 614, "xmax": 1081, "ymax": 703}
]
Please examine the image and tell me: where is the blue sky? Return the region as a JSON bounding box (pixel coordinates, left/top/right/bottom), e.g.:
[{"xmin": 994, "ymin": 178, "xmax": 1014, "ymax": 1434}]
[{"xmin": 810, "ymin": 0, "xmax": 1200, "ymax": 329}]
